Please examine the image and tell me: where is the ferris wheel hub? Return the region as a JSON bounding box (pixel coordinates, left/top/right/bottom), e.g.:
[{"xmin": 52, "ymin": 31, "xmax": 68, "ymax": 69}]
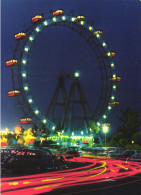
[{"xmin": 74, "ymin": 72, "xmax": 80, "ymax": 78}]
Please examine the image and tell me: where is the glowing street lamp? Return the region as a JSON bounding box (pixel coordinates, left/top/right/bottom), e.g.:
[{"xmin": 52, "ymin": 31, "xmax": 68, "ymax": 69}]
[{"xmin": 102, "ymin": 123, "xmax": 110, "ymax": 147}]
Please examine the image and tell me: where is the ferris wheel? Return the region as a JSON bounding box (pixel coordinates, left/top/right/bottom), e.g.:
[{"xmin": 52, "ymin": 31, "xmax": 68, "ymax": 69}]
[{"xmin": 6, "ymin": 9, "xmax": 121, "ymax": 134}]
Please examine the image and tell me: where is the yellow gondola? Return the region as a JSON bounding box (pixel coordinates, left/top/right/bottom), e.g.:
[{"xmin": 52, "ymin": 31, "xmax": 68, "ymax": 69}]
[
  {"xmin": 53, "ymin": 10, "xmax": 64, "ymax": 16},
  {"xmin": 6, "ymin": 59, "xmax": 18, "ymax": 67},
  {"xmin": 14, "ymin": 32, "xmax": 26, "ymax": 40},
  {"xmin": 32, "ymin": 15, "xmax": 43, "ymax": 23}
]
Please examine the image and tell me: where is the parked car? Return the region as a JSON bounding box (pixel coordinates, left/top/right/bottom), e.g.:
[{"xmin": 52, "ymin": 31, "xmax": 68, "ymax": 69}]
[
  {"xmin": 58, "ymin": 146, "xmax": 80, "ymax": 159},
  {"xmin": 107, "ymin": 147, "xmax": 125, "ymax": 158},
  {"xmin": 1, "ymin": 147, "xmax": 16, "ymax": 158},
  {"xmin": 1, "ymin": 148, "xmax": 59, "ymax": 173},
  {"xmin": 120, "ymin": 149, "xmax": 140, "ymax": 159},
  {"xmin": 126, "ymin": 150, "xmax": 141, "ymax": 162},
  {"xmin": 40, "ymin": 147, "xmax": 66, "ymax": 169}
]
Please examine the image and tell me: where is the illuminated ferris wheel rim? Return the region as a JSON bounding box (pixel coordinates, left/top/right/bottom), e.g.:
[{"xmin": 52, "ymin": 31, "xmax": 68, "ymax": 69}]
[{"xmin": 10, "ymin": 11, "xmax": 119, "ymax": 130}]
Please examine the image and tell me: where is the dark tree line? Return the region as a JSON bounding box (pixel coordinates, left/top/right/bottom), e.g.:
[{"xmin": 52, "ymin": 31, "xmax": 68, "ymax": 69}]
[{"xmin": 108, "ymin": 107, "xmax": 141, "ymax": 148}]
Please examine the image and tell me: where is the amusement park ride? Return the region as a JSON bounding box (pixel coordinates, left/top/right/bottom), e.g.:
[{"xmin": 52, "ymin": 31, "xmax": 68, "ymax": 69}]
[{"xmin": 6, "ymin": 9, "xmax": 121, "ymax": 140}]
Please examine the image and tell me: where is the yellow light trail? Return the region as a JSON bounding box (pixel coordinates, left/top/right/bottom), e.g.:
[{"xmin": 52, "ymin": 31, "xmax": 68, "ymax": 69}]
[
  {"xmin": 34, "ymin": 184, "xmax": 61, "ymax": 190},
  {"xmin": 41, "ymin": 177, "xmax": 64, "ymax": 182},
  {"xmin": 116, "ymin": 164, "xmax": 128, "ymax": 170},
  {"xmin": 80, "ymin": 161, "xmax": 107, "ymax": 180}
]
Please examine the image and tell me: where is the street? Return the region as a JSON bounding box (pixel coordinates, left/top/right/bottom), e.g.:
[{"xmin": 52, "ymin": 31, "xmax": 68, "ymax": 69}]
[{"xmin": 1, "ymin": 157, "xmax": 141, "ymax": 195}]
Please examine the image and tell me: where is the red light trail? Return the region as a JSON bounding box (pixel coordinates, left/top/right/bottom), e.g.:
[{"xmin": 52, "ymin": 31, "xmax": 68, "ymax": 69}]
[{"xmin": 1, "ymin": 157, "xmax": 141, "ymax": 195}]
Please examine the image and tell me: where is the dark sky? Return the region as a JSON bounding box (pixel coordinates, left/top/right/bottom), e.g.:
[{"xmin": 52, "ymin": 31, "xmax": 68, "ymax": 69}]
[{"xmin": 1, "ymin": 0, "xmax": 141, "ymax": 136}]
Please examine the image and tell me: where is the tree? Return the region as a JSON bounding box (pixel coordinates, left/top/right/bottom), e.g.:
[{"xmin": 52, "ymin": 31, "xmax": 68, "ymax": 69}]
[
  {"xmin": 89, "ymin": 121, "xmax": 100, "ymax": 134},
  {"xmin": 23, "ymin": 128, "xmax": 35, "ymax": 145},
  {"xmin": 89, "ymin": 121, "xmax": 102, "ymax": 146},
  {"xmin": 119, "ymin": 138, "xmax": 129, "ymax": 148},
  {"xmin": 6, "ymin": 133, "xmax": 16, "ymax": 146},
  {"xmin": 132, "ymin": 131, "xmax": 141, "ymax": 145},
  {"xmin": 118, "ymin": 107, "xmax": 140, "ymax": 140}
]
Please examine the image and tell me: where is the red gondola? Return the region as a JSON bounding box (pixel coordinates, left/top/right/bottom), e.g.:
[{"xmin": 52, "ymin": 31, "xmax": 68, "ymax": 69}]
[
  {"xmin": 110, "ymin": 76, "xmax": 121, "ymax": 82},
  {"xmin": 6, "ymin": 59, "xmax": 18, "ymax": 67},
  {"xmin": 116, "ymin": 77, "xmax": 121, "ymax": 82},
  {"xmin": 20, "ymin": 118, "xmax": 32, "ymax": 124},
  {"xmin": 111, "ymin": 52, "xmax": 115, "ymax": 57},
  {"xmin": 31, "ymin": 15, "xmax": 43, "ymax": 23},
  {"xmin": 14, "ymin": 33, "xmax": 26, "ymax": 40},
  {"xmin": 53, "ymin": 10, "xmax": 64, "ymax": 16},
  {"xmin": 8, "ymin": 90, "xmax": 20, "ymax": 97},
  {"xmin": 105, "ymin": 51, "xmax": 115, "ymax": 58}
]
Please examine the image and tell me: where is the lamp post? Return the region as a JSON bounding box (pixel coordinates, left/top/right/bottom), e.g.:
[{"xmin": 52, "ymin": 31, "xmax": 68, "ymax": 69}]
[{"xmin": 102, "ymin": 124, "xmax": 109, "ymax": 147}]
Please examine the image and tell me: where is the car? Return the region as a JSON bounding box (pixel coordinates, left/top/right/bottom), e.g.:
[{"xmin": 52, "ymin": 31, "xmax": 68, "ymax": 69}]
[
  {"xmin": 107, "ymin": 147, "xmax": 125, "ymax": 158},
  {"xmin": 58, "ymin": 146, "xmax": 80, "ymax": 159},
  {"xmin": 1, "ymin": 148, "xmax": 58, "ymax": 173},
  {"xmin": 120, "ymin": 149, "xmax": 140, "ymax": 160},
  {"xmin": 126, "ymin": 150, "xmax": 141, "ymax": 162},
  {"xmin": 83, "ymin": 147, "xmax": 107, "ymax": 156},
  {"xmin": 40, "ymin": 147, "xmax": 67, "ymax": 169},
  {"xmin": 0, "ymin": 147, "xmax": 16, "ymax": 157}
]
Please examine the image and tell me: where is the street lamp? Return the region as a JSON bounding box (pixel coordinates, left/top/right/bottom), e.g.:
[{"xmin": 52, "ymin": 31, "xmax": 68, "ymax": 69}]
[{"xmin": 102, "ymin": 124, "xmax": 110, "ymax": 147}]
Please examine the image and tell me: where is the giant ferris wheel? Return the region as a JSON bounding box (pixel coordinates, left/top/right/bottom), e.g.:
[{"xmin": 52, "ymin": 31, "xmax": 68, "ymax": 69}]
[{"xmin": 6, "ymin": 10, "xmax": 121, "ymax": 135}]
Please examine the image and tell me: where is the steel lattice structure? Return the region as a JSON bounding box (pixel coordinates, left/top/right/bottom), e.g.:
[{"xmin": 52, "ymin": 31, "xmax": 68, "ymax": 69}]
[{"xmin": 7, "ymin": 10, "xmax": 119, "ymax": 133}]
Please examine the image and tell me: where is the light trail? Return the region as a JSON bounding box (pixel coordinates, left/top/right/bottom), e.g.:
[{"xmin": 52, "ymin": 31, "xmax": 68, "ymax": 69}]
[{"xmin": 1, "ymin": 157, "xmax": 141, "ymax": 195}]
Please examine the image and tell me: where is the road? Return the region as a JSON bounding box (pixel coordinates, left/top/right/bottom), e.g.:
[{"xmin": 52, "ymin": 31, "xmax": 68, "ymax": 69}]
[{"xmin": 1, "ymin": 157, "xmax": 141, "ymax": 195}]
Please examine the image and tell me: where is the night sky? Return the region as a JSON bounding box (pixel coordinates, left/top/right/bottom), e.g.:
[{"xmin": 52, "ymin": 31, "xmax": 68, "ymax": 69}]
[{"xmin": 1, "ymin": 0, "xmax": 141, "ymax": 136}]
